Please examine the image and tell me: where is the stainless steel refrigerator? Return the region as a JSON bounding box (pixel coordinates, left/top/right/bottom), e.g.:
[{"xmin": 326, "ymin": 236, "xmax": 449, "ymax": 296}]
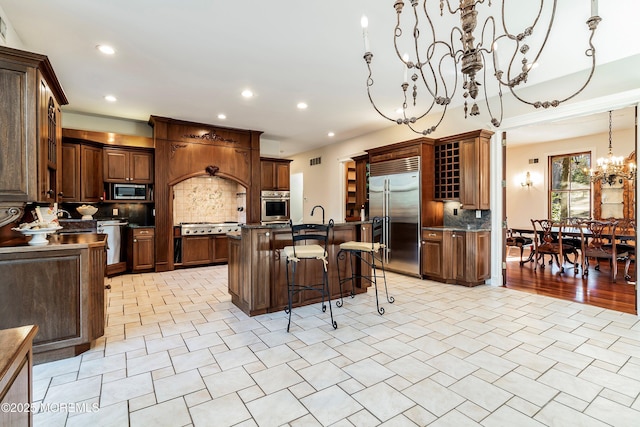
[{"xmin": 369, "ymin": 156, "xmax": 421, "ymax": 276}]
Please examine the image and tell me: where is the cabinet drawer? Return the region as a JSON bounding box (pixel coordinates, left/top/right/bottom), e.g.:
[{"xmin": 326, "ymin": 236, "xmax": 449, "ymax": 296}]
[
  {"xmin": 132, "ymin": 228, "xmax": 154, "ymax": 237},
  {"xmin": 422, "ymin": 230, "xmax": 443, "ymax": 241}
]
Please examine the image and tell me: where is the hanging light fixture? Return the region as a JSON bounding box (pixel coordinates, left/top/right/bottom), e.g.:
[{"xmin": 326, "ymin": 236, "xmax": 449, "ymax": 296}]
[
  {"xmin": 361, "ymin": 1, "xmax": 601, "ymax": 135},
  {"xmin": 589, "ymin": 110, "xmax": 636, "ymax": 186}
]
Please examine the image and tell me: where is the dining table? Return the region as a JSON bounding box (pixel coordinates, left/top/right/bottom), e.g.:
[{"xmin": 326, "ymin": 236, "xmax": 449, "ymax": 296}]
[{"xmin": 508, "ymin": 226, "xmax": 636, "ymax": 265}]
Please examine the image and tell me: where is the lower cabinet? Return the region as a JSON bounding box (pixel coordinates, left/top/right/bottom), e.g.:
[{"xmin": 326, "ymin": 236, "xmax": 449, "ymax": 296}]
[
  {"xmin": 0, "ymin": 325, "xmax": 38, "ymax": 427},
  {"xmin": 422, "ymin": 228, "xmax": 490, "ymax": 286},
  {"xmin": 0, "ymin": 239, "xmax": 106, "ymax": 363},
  {"xmin": 127, "ymin": 227, "xmax": 155, "ymax": 271},
  {"xmin": 181, "ymin": 235, "xmax": 229, "ymax": 266}
]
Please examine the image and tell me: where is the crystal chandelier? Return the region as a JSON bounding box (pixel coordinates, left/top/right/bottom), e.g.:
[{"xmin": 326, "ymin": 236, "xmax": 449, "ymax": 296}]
[
  {"xmin": 589, "ymin": 110, "xmax": 636, "ymax": 186},
  {"xmin": 361, "ymin": 0, "xmax": 602, "ymax": 135}
]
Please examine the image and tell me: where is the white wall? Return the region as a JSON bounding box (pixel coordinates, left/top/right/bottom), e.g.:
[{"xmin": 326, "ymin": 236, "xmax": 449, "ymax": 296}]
[{"xmin": 506, "ymin": 128, "xmax": 635, "ymax": 229}]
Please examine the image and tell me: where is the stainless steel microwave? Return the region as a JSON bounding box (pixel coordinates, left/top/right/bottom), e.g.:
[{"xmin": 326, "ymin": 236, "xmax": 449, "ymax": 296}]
[{"xmin": 113, "ymin": 183, "xmax": 147, "ymax": 200}]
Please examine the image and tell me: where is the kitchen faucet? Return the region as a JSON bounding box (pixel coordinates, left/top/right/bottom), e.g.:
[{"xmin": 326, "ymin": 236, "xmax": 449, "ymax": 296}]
[
  {"xmin": 56, "ymin": 209, "xmax": 72, "ymax": 218},
  {"xmin": 310, "ymin": 205, "xmax": 324, "ymax": 224}
]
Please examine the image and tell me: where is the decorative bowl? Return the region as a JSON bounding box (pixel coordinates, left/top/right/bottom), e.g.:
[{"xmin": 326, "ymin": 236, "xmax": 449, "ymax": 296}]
[
  {"xmin": 76, "ymin": 205, "xmax": 98, "ymax": 220},
  {"xmin": 12, "ymin": 225, "xmax": 63, "ymax": 246}
]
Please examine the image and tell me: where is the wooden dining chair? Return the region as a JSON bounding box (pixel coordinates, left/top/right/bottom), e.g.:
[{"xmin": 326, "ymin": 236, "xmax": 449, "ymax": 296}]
[
  {"xmin": 578, "ymin": 219, "xmax": 629, "ymax": 283},
  {"xmin": 603, "ymin": 218, "xmax": 635, "ymax": 281},
  {"xmin": 530, "ymin": 219, "xmax": 579, "ymax": 274}
]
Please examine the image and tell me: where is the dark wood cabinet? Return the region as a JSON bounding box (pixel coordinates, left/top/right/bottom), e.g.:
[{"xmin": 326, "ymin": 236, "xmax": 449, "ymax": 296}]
[
  {"xmin": 435, "ymin": 130, "xmax": 492, "ymax": 210},
  {"xmin": 0, "ymin": 46, "xmax": 67, "ymax": 225},
  {"xmin": 181, "ymin": 235, "xmax": 229, "ymax": 266},
  {"xmin": 421, "ymin": 229, "xmax": 444, "ymax": 279},
  {"xmin": 127, "ymin": 227, "xmax": 155, "ymax": 271},
  {"xmin": 61, "ymin": 142, "xmax": 103, "ymax": 202},
  {"xmin": 0, "ymin": 237, "xmax": 106, "ymax": 363},
  {"xmin": 104, "ymin": 147, "xmax": 153, "ymax": 184},
  {"xmin": 422, "ymin": 228, "xmax": 491, "ymax": 286},
  {"xmin": 0, "ymin": 325, "xmax": 38, "ymax": 427},
  {"xmin": 182, "ymin": 236, "xmax": 212, "ymax": 266},
  {"xmin": 261, "ymin": 158, "xmax": 291, "ymax": 190},
  {"xmin": 213, "ymin": 236, "xmax": 229, "ymax": 263}
]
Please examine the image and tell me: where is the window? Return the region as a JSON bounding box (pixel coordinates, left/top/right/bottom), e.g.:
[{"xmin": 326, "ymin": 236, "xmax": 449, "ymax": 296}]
[{"xmin": 549, "ymin": 152, "xmax": 591, "ymax": 220}]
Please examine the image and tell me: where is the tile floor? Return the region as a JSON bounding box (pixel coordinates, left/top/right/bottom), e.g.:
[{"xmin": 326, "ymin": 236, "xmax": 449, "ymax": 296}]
[{"xmin": 32, "ymin": 265, "xmax": 640, "ymax": 426}]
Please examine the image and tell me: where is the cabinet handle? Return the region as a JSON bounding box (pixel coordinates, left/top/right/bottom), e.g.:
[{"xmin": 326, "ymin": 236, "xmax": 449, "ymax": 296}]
[
  {"xmin": 428, "ymin": 233, "xmax": 436, "ymax": 237},
  {"xmin": 133, "ymin": 239, "xmax": 137, "ymax": 242},
  {"xmin": 452, "ymin": 234, "xmax": 456, "ymax": 237},
  {"xmin": 265, "ymin": 232, "xmax": 270, "ymax": 237},
  {"xmin": 58, "ymin": 192, "xmax": 64, "ymax": 197}
]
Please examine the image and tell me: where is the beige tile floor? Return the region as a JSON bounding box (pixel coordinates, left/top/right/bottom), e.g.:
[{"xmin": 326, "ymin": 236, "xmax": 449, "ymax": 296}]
[{"xmin": 32, "ymin": 265, "xmax": 640, "ymax": 426}]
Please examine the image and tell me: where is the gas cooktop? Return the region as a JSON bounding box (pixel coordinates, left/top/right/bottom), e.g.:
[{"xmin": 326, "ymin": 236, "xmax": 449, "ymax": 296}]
[{"xmin": 179, "ymin": 222, "xmax": 241, "ymax": 235}]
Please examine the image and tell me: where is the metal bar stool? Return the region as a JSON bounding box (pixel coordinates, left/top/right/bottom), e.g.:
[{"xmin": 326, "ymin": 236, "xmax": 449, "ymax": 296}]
[
  {"xmin": 336, "ymin": 216, "xmax": 394, "ymax": 315},
  {"xmin": 283, "ymin": 220, "xmax": 337, "ymax": 332}
]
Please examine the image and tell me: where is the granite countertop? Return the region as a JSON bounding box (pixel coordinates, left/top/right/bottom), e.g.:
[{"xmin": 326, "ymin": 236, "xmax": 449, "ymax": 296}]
[
  {"xmin": 128, "ymin": 224, "xmax": 155, "ymax": 228},
  {"xmin": 422, "ymin": 225, "xmax": 492, "ymax": 232},
  {"xmin": 0, "ymin": 233, "xmax": 107, "ymax": 252},
  {"xmin": 241, "ymin": 220, "xmax": 372, "ymax": 229}
]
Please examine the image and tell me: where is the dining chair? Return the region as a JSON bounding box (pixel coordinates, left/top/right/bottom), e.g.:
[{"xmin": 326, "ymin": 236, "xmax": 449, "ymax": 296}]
[
  {"xmin": 578, "ymin": 219, "xmax": 629, "ymax": 283},
  {"xmin": 506, "ymin": 228, "xmax": 534, "ymax": 265},
  {"xmin": 336, "ymin": 216, "xmax": 394, "ymax": 315},
  {"xmin": 283, "ymin": 220, "xmax": 337, "ymax": 332},
  {"xmin": 530, "ymin": 219, "xmax": 579, "ymax": 274},
  {"xmin": 603, "ymin": 218, "xmax": 635, "ymax": 281}
]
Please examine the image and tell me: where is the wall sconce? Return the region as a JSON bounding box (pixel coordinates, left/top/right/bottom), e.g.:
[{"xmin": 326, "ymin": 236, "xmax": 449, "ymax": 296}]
[{"xmin": 521, "ymin": 171, "xmax": 533, "ymax": 187}]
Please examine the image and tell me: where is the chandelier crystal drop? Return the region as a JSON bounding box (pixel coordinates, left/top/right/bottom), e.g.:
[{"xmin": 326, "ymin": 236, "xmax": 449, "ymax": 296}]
[
  {"xmin": 589, "ymin": 110, "xmax": 636, "ymax": 186},
  {"xmin": 361, "ymin": 0, "xmax": 602, "ymax": 135}
]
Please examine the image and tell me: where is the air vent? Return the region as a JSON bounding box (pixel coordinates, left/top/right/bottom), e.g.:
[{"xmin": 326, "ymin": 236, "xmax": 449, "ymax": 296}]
[
  {"xmin": 309, "ymin": 156, "xmax": 321, "ymax": 166},
  {"xmin": 529, "ymin": 158, "xmax": 539, "ymax": 164}
]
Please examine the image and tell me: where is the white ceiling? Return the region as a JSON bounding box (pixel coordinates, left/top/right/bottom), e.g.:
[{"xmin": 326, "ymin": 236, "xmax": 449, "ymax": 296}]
[{"xmin": 0, "ymin": 0, "xmax": 638, "ymax": 155}]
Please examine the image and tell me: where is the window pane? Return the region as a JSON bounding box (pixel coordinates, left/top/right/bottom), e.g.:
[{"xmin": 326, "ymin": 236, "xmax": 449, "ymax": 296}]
[
  {"xmin": 551, "ymin": 157, "xmax": 572, "ymax": 190},
  {"xmin": 551, "ymin": 191, "xmax": 568, "ymax": 221},
  {"xmin": 569, "ymin": 190, "xmax": 590, "ymax": 218},
  {"xmin": 549, "ymin": 152, "xmax": 592, "ymax": 219}
]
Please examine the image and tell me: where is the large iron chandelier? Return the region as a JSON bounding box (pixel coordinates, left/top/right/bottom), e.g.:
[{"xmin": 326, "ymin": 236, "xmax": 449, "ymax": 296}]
[
  {"xmin": 361, "ymin": 0, "xmax": 602, "ymax": 135},
  {"xmin": 589, "ymin": 110, "xmax": 636, "ymax": 186}
]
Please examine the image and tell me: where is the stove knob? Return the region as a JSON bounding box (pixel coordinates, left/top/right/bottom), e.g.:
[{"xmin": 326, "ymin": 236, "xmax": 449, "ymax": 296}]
[
  {"xmin": 185, "ymin": 230, "xmax": 190, "ymax": 234},
  {"xmin": 207, "ymin": 229, "xmax": 212, "ymax": 233},
  {"xmin": 218, "ymin": 228, "xmax": 222, "ymax": 233}
]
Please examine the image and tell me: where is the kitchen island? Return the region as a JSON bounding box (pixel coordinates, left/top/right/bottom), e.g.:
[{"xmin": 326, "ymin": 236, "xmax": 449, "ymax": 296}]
[
  {"xmin": 228, "ymin": 222, "xmax": 372, "ymax": 316},
  {"xmin": 0, "ymin": 234, "xmax": 107, "ymax": 363}
]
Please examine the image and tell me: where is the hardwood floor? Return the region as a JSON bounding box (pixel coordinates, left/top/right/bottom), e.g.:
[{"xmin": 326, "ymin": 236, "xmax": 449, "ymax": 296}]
[{"xmin": 504, "ymin": 249, "xmax": 637, "ymax": 315}]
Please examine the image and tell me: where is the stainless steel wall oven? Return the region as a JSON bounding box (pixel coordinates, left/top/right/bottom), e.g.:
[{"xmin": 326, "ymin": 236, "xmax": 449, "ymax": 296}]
[{"xmin": 261, "ymin": 190, "xmax": 290, "ymax": 223}]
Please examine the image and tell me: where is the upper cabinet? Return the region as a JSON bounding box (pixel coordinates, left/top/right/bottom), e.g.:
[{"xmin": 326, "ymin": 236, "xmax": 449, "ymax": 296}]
[
  {"xmin": 0, "ymin": 46, "xmax": 68, "ymax": 207},
  {"xmin": 61, "ymin": 142, "xmax": 104, "ymax": 202},
  {"xmin": 435, "ymin": 129, "xmax": 493, "ymax": 210},
  {"xmin": 261, "ymin": 158, "xmax": 291, "ymax": 190},
  {"xmin": 104, "ymin": 147, "xmax": 154, "ymax": 184}
]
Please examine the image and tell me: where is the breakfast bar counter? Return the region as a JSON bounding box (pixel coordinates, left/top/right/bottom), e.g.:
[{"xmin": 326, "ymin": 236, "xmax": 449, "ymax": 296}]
[{"xmin": 228, "ymin": 222, "xmax": 372, "ymax": 316}]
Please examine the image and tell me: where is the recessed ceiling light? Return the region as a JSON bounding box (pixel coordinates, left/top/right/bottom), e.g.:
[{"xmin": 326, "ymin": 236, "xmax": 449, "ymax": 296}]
[
  {"xmin": 328, "ymin": 132, "xmax": 335, "ymax": 137},
  {"xmin": 241, "ymin": 89, "xmax": 253, "ymax": 98},
  {"xmin": 96, "ymin": 44, "xmax": 115, "ymax": 55},
  {"xmin": 297, "ymin": 102, "xmax": 308, "ymax": 110},
  {"xmin": 218, "ymin": 114, "xmax": 227, "ymax": 120},
  {"xmin": 104, "ymin": 95, "xmax": 117, "ymax": 102}
]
